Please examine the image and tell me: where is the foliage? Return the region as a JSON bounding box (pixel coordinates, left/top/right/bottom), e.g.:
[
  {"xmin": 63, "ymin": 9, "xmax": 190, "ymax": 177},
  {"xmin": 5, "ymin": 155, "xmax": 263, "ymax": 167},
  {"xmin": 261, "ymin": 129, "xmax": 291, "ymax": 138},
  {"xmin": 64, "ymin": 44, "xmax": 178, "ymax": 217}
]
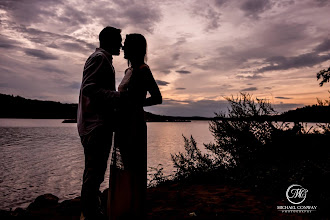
[
  {"xmin": 317, "ymin": 123, "xmax": 330, "ymax": 135},
  {"xmin": 171, "ymin": 135, "xmax": 223, "ymax": 180},
  {"xmin": 315, "ymin": 91, "xmax": 330, "ymax": 134},
  {"xmin": 316, "ymin": 66, "xmax": 330, "ymax": 87},
  {"xmin": 148, "ymin": 93, "xmax": 330, "ymax": 215},
  {"xmin": 165, "ymin": 93, "xmax": 282, "ymax": 184},
  {"xmin": 150, "ymin": 93, "xmax": 303, "ymax": 185},
  {"xmin": 207, "ymin": 93, "xmax": 277, "ymax": 167},
  {"xmin": 147, "ymin": 164, "xmax": 172, "ymax": 187},
  {"xmin": 316, "ymin": 90, "xmax": 330, "ymax": 106}
]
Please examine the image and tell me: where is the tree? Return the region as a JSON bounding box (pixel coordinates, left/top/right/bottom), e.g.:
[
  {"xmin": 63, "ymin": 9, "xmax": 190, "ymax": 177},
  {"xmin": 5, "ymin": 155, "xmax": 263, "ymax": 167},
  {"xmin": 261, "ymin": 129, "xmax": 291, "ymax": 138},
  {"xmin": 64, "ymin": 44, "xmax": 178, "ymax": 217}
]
[{"xmin": 316, "ymin": 66, "xmax": 330, "ymax": 86}]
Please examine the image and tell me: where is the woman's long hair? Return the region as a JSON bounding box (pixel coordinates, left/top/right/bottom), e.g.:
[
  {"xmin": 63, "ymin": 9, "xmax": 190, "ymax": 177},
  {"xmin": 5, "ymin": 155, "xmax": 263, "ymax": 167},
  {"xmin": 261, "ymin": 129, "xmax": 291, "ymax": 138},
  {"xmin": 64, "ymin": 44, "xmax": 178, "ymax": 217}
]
[{"xmin": 124, "ymin": 33, "xmax": 148, "ymax": 66}]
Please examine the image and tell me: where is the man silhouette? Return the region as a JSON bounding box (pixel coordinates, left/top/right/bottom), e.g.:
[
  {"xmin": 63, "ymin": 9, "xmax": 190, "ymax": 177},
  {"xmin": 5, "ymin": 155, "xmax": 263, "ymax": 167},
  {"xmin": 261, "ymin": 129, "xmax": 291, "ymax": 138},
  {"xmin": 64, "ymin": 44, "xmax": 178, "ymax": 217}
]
[{"xmin": 77, "ymin": 26, "xmax": 125, "ymax": 220}]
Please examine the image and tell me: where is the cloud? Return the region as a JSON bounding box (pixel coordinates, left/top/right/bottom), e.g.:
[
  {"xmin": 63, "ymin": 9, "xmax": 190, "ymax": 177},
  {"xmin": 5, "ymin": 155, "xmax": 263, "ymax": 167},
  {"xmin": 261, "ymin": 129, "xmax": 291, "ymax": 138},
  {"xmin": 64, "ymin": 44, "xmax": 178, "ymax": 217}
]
[
  {"xmin": 251, "ymin": 38, "xmax": 330, "ymax": 73},
  {"xmin": 39, "ymin": 65, "xmax": 66, "ymax": 74},
  {"xmin": 151, "ymin": 38, "xmax": 187, "ymax": 74},
  {"xmin": 156, "ymin": 80, "xmax": 170, "ymax": 86},
  {"xmin": 214, "ymin": 0, "xmax": 229, "ymax": 7},
  {"xmin": 191, "ymin": 1, "xmax": 222, "ymax": 31},
  {"xmin": 88, "ymin": 1, "xmax": 162, "ymax": 33},
  {"xmin": 15, "ymin": 25, "xmax": 95, "ymax": 52},
  {"xmin": 236, "ymin": 73, "xmax": 264, "ymax": 79},
  {"xmin": 315, "ymin": 0, "xmax": 330, "ymax": 7},
  {"xmin": 0, "ymin": 83, "xmax": 8, "ymax": 87},
  {"xmin": 193, "ymin": 20, "xmax": 314, "ymax": 74},
  {"xmin": 0, "ymin": 34, "xmax": 20, "ymax": 49},
  {"xmin": 0, "ymin": 0, "xmax": 63, "ymax": 25},
  {"xmin": 239, "ymin": 0, "xmax": 273, "ymax": 19},
  {"xmin": 123, "ymin": 3, "xmax": 162, "ymax": 33},
  {"xmin": 314, "ymin": 38, "xmax": 330, "ymax": 53},
  {"xmin": 24, "ymin": 48, "xmax": 59, "ymax": 60},
  {"xmin": 58, "ymin": 41, "xmax": 94, "ymax": 53},
  {"xmin": 257, "ymin": 52, "xmax": 330, "ymax": 73},
  {"xmin": 68, "ymin": 82, "xmax": 81, "ymax": 89},
  {"xmin": 259, "ymin": 22, "xmax": 309, "ymax": 48},
  {"xmin": 0, "ymin": 0, "xmax": 329, "ymax": 112},
  {"xmin": 146, "ymin": 98, "xmax": 230, "ymax": 117},
  {"xmin": 275, "ymin": 96, "xmax": 292, "ymax": 99},
  {"xmin": 0, "ymin": 21, "xmax": 96, "ymax": 55},
  {"xmin": 175, "ymin": 70, "xmax": 191, "ymax": 74},
  {"xmin": 58, "ymin": 5, "xmax": 89, "ymax": 27},
  {"xmin": 241, "ymin": 87, "xmax": 258, "ymax": 91},
  {"xmin": 146, "ymin": 97, "xmax": 303, "ymax": 117},
  {"xmin": 0, "ymin": 0, "xmax": 162, "ymax": 35}
]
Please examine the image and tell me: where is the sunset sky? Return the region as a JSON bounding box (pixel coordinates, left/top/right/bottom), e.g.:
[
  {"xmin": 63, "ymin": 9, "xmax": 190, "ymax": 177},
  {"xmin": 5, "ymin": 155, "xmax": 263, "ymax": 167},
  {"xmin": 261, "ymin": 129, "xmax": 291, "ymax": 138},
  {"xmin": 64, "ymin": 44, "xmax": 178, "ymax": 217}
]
[{"xmin": 0, "ymin": 0, "xmax": 329, "ymax": 116}]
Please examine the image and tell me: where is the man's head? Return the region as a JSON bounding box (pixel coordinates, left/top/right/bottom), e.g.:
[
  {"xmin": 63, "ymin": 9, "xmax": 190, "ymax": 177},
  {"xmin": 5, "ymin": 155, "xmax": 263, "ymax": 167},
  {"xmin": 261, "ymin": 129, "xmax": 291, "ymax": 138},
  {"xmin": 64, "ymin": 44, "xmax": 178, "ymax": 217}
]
[{"xmin": 99, "ymin": 26, "xmax": 122, "ymax": 56}]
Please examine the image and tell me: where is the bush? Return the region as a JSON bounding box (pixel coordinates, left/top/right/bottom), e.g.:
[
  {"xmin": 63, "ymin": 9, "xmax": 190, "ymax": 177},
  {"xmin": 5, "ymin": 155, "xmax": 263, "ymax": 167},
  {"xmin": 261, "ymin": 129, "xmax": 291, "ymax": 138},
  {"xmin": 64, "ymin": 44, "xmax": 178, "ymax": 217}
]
[
  {"xmin": 148, "ymin": 93, "xmax": 330, "ymax": 215},
  {"xmin": 207, "ymin": 93, "xmax": 277, "ymax": 167},
  {"xmin": 147, "ymin": 164, "xmax": 172, "ymax": 187},
  {"xmin": 171, "ymin": 135, "xmax": 220, "ymax": 181},
  {"xmin": 170, "ymin": 93, "xmax": 280, "ymax": 179}
]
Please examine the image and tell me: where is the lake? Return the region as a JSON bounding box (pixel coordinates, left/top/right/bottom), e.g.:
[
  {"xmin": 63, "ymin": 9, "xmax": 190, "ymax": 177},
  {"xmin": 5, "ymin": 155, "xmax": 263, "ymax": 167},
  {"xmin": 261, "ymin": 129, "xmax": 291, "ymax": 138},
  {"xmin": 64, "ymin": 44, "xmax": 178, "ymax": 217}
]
[
  {"xmin": 0, "ymin": 119, "xmax": 214, "ymax": 210},
  {"xmin": 0, "ymin": 119, "xmax": 324, "ymax": 210}
]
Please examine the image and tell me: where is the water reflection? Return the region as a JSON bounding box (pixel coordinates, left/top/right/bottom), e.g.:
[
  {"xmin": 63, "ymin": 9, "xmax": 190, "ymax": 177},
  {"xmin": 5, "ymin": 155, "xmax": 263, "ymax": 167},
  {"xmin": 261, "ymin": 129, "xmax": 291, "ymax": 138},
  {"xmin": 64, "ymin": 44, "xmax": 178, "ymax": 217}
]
[
  {"xmin": 0, "ymin": 119, "xmax": 213, "ymax": 210},
  {"xmin": 0, "ymin": 126, "xmax": 82, "ymax": 210},
  {"xmin": 1, "ymin": 119, "xmax": 323, "ymax": 210}
]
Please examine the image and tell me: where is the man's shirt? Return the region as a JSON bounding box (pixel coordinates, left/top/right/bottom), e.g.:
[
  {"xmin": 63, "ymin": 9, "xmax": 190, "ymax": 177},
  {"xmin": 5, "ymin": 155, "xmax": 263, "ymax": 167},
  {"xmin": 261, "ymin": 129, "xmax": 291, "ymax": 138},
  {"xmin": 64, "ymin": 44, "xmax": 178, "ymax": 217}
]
[{"xmin": 77, "ymin": 48, "xmax": 120, "ymax": 136}]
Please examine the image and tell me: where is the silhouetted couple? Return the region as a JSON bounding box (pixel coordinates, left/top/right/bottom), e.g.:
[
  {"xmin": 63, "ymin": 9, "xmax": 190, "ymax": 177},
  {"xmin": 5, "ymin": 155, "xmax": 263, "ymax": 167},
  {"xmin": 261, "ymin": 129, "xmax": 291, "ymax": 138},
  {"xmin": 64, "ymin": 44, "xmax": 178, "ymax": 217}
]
[{"xmin": 77, "ymin": 26, "xmax": 162, "ymax": 220}]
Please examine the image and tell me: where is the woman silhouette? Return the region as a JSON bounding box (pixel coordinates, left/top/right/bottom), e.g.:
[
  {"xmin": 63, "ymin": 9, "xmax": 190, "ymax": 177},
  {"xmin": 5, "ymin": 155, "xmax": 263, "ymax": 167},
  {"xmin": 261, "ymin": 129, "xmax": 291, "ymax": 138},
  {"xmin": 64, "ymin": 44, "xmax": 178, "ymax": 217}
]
[{"xmin": 108, "ymin": 33, "xmax": 162, "ymax": 219}]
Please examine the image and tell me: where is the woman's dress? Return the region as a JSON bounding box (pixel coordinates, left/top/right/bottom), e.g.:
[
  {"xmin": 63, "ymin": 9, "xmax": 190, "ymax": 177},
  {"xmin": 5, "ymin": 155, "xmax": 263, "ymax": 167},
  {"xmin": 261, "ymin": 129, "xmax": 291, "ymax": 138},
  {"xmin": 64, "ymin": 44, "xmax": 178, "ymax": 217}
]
[{"xmin": 108, "ymin": 64, "xmax": 160, "ymax": 219}]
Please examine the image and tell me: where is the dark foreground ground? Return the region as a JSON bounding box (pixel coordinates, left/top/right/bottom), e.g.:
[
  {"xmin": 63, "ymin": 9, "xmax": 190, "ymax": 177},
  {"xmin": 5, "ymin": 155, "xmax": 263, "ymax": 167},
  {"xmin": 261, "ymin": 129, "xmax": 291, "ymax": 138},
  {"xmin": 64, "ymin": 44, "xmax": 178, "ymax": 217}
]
[{"xmin": 0, "ymin": 181, "xmax": 324, "ymax": 220}]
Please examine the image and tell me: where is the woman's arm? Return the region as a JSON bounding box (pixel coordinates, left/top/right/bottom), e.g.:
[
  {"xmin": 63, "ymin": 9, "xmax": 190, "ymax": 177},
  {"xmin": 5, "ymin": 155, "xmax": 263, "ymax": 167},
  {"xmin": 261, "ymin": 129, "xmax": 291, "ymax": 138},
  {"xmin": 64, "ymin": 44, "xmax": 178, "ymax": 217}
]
[{"xmin": 143, "ymin": 67, "xmax": 162, "ymax": 107}]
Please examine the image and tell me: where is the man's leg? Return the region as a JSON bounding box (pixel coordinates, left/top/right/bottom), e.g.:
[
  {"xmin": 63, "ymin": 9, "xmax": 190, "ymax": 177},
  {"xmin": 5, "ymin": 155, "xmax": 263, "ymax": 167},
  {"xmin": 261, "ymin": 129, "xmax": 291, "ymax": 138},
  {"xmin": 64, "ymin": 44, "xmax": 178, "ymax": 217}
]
[{"xmin": 80, "ymin": 127, "xmax": 112, "ymax": 219}]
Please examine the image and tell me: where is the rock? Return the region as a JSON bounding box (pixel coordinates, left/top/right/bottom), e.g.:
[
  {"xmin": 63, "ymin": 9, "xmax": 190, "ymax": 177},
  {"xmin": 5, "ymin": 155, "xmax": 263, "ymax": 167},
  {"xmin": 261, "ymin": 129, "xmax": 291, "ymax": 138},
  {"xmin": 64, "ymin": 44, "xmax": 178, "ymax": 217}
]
[
  {"xmin": 27, "ymin": 193, "xmax": 59, "ymax": 210},
  {"xmin": 0, "ymin": 208, "xmax": 30, "ymax": 219},
  {"xmin": 13, "ymin": 207, "xmax": 28, "ymax": 216},
  {"xmin": 0, "ymin": 209, "xmax": 12, "ymax": 217},
  {"xmin": 57, "ymin": 197, "xmax": 81, "ymax": 215}
]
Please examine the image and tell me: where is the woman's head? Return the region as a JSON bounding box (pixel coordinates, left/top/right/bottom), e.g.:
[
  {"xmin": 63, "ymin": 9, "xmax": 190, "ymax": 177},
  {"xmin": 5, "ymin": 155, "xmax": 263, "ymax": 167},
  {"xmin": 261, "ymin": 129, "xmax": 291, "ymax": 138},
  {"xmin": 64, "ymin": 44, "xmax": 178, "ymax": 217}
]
[{"xmin": 123, "ymin": 33, "xmax": 147, "ymax": 65}]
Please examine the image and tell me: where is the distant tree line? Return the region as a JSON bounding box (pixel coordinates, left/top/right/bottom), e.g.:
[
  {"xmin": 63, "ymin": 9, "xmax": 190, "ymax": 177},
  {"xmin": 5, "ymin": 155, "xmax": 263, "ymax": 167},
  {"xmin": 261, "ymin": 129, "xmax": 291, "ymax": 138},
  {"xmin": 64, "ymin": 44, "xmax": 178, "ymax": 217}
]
[
  {"xmin": 0, "ymin": 93, "xmax": 77, "ymax": 119},
  {"xmin": 276, "ymin": 104, "xmax": 330, "ymax": 123},
  {"xmin": 1, "ymin": 92, "xmax": 329, "ymax": 122}
]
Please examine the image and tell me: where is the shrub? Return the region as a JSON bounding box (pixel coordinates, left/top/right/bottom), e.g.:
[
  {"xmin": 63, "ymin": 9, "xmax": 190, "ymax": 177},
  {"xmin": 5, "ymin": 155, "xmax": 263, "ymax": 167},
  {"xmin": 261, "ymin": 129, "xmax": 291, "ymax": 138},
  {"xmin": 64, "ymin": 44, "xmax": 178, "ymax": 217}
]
[
  {"xmin": 170, "ymin": 93, "xmax": 280, "ymax": 179},
  {"xmin": 207, "ymin": 93, "xmax": 277, "ymax": 167},
  {"xmin": 147, "ymin": 164, "xmax": 172, "ymax": 187},
  {"xmin": 149, "ymin": 93, "xmax": 330, "ymax": 215}
]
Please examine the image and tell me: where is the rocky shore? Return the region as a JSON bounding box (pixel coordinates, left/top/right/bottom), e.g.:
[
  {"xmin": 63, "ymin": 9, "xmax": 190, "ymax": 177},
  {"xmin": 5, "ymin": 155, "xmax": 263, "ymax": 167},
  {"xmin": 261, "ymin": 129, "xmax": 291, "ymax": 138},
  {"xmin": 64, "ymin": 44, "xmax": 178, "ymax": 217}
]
[{"xmin": 0, "ymin": 181, "xmax": 312, "ymax": 220}]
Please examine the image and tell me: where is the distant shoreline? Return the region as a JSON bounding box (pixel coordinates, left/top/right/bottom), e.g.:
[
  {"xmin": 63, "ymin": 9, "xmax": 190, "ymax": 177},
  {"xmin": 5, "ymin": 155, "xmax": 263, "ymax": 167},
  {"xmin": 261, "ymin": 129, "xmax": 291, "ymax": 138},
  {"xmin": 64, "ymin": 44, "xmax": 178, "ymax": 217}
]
[
  {"xmin": 1, "ymin": 93, "xmax": 330, "ymax": 123},
  {"xmin": 1, "ymin": 117, "xmax": 329, "ymax": 123}
]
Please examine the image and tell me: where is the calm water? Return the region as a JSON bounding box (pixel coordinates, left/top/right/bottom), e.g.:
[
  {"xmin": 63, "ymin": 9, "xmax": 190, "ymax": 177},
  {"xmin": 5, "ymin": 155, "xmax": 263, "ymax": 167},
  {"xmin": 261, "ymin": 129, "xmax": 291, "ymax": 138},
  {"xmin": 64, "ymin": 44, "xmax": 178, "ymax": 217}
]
[{"xmin": 0, "ymin": 119, "xmax": 213, "ymax": 210}]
